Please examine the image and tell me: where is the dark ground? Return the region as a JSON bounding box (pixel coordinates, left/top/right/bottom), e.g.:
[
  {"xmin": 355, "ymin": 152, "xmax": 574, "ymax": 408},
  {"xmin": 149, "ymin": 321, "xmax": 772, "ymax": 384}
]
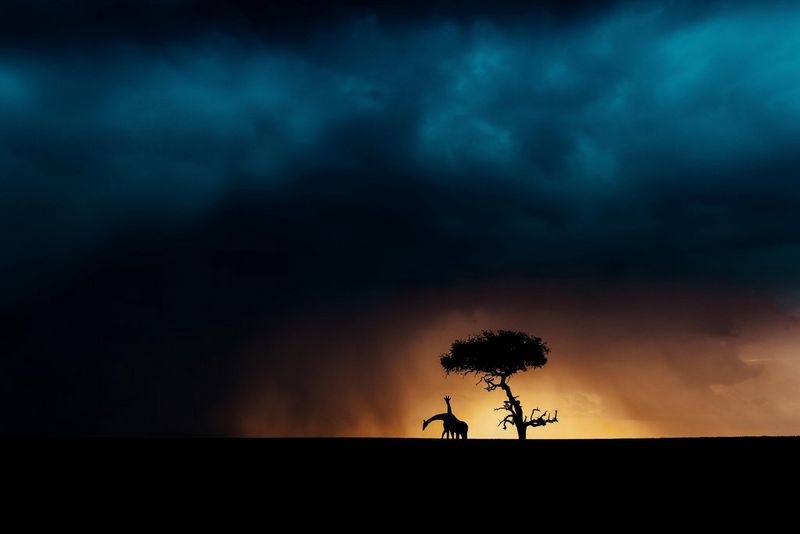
[
  {"xmin": 3, "ymin": 437, "xmax": 796, "ymax": 516},
  {"xmin": 5, "ymin": 436, "xmax": 797, "ymax": 479}
]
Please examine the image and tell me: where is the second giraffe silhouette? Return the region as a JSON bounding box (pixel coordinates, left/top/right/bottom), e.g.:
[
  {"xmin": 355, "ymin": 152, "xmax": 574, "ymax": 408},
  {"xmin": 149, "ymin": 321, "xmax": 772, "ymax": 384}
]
[{"xmin": 422, "ymin": 396, "xmax": 469, "ymax": 439}]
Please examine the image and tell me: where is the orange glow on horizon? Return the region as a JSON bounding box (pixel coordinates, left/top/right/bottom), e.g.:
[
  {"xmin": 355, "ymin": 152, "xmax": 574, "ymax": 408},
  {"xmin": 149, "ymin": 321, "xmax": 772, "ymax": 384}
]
[{"xmin": 236, "ymin": 282, "xmax": 800, "ymax": 439}]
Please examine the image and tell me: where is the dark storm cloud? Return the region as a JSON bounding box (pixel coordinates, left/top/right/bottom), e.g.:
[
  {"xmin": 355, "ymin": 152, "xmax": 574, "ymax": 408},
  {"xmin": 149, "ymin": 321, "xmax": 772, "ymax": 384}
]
[
  {"xmin": 0, "ymin": 1, "xmax": 634, "ymax": 49},
  {"xmin": 3, "ymin": 1, "xmax": 800, "ymax": 434}
]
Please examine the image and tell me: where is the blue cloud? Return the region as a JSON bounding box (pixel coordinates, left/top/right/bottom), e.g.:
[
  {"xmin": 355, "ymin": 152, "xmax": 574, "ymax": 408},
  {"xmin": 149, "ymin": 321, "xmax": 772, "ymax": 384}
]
[{"xmin": 3, "ymin": 4, "xmax": 800, "ymax": 291}]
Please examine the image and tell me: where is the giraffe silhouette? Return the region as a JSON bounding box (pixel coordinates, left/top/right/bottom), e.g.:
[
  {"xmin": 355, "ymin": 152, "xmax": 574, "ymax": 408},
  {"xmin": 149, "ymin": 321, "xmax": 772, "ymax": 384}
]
[{"xmin": 422, "ymin": 396, "xmax": 469, "ymax": 439}]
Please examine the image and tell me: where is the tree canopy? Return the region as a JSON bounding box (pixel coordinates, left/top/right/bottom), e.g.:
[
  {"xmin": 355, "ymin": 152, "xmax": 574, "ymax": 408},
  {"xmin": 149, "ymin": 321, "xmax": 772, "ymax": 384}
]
[{"xmin": 440, "ymin": 329, "xmax": 549, "ymax": 378}]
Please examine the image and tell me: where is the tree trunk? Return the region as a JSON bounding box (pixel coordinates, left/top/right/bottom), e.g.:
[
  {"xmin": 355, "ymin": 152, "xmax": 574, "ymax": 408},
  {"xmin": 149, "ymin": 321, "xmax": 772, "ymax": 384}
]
[{"xmin": 500, "ymin": 375, "xmax": 528, "ymax": 441}]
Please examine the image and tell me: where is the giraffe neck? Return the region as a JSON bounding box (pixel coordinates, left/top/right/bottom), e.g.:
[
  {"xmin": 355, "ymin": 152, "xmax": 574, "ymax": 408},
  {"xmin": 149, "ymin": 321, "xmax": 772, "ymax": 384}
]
[{"xmin": 423, "ymin": 412, "xmax": 456, "ymax": 429}]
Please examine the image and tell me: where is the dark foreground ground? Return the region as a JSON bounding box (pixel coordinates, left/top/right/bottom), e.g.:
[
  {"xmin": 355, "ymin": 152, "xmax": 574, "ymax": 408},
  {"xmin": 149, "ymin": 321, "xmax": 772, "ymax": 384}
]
[
  {"xmin": 5, "ymin": 436, "xmax": 797, "ymax": 479},
  {"xmin": 4, "ymin": 437, "xmax": 794, "ymax": 522},
  {"xmin": 3, "ymin": 437, "xmax": 798, "ymax": 513}
]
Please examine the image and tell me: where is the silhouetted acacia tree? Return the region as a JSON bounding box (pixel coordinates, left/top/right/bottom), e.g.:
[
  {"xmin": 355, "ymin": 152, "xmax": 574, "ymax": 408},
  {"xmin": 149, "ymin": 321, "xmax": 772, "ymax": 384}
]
[{"xmin": 440, "ymin": 330, "xmax": 558, "ymax": 440}]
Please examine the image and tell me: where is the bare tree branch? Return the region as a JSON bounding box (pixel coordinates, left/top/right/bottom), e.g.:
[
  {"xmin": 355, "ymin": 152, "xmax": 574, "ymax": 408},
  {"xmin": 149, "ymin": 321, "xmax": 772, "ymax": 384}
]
[
  {"xmin": 525, "ymin": 407, "xmax": 541, "ymax": 422},
  {"xmin": 498, "ymin": 414, "xmax": 515, "ymax": 429},
  {"xmin": 525, "ymin": 408, "xmax": 558, "ymax": 428},
  {"xmin": 480, "ymin": 374, "xmax": 501, "ymax": 392}
]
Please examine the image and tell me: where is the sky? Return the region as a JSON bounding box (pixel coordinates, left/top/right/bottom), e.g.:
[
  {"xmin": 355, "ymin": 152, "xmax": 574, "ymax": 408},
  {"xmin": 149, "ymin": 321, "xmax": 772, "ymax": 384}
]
[{"xmin": 2, "ymin": 0, "xmax": 800, "ymax": 437}]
